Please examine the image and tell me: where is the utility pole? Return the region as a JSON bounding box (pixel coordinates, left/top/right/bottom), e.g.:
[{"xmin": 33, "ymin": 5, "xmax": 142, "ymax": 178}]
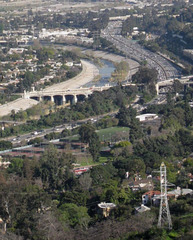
[{"xmin": 158, "ymin": 162, "xmax": 172, "ymax": 229}]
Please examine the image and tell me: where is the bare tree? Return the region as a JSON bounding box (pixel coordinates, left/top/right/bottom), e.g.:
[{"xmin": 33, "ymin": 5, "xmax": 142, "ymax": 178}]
[
  {"xmin": 37, "ymin": 211, "xmax": 74, "ymax": 240},
  {"xmin": 73, "ymin": 211, "xmax": 156, "ymax": 240},
  {"xmin": 0, "ymin": 232, "xmax": 23, "ymax": 240},
  {"xmin": 79, "ymin": 172, "xmax": 92, "ymax": 191}
]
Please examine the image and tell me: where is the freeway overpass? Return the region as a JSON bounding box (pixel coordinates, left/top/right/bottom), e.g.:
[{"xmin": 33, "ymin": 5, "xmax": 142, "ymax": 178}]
[
  {"xmin": 23, "ymin": 75, "xmax": 193, "ymax": 104},
  {"xmin": 156, "ymin": 75, "xmax": 193, "ymax": 94},
  {"xmin": 23, "ymin": 86, "xmax": 102, "ymax": 105},
  {"xmin": 23, "ymin": 83, "xmax": 136, "ymax": 105}
]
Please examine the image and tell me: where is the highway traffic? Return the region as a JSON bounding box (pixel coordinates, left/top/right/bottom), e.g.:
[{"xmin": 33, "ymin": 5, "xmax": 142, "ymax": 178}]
[
  {"xmin": 6, "ymin": 96, "xmax": 141, "ymax": 145},
  {"xmin": 101, "ymin": 21, "xmax": 181, "ymax": 82},
  {"xmin": 6, "ymin": 117, "xmax": 101, "ymax": 145}
]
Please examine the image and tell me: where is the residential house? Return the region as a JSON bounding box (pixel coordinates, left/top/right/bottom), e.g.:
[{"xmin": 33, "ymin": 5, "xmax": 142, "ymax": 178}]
[
  {"xmin": 135, "ymin": 204, "xmax": 151, "ymax": 214},
  {"xmin": 128, "ymin": 179, "xmax": 154, "ymax": 192},
  {"xmin": 142, "ymin": 190, "xmax": 161, "ymax": 206},
  {"xmin": 0, "ymin": 157, "xmax": 11, "ymax": 169},
  {"xmin": 136, "ymin": 113, "xmax": 158, "ymax": 122},
  {"xmin": 168, "ymin": 187, "xmax": 193, "ymax": 199},
  {"xmin": 65, "ymin": 62, "xmax": 73, "ymax": 67}
]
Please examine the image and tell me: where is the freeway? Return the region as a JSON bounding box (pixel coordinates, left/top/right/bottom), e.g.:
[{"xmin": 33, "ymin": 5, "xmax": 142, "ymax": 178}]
[
  {"xmin": 5, "ymin": 95, "xmax": 141, "ymax": 145},
  {"xmin": 101, "ymin": 21, "xmax": 181, "ymax": 82},
  {"xmin": 8, "ymin": 124, "xmax": 73, "ymax": 145}
]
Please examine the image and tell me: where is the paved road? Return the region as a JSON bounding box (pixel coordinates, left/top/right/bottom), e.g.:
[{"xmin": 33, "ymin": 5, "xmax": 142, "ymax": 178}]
[
  {"xmin": 5, "ymin": 95, "xmax": 141, "ymax": 145},
  {"xmin": 101, "ymin": 21, "xmax": 182, "ymax": 81}
]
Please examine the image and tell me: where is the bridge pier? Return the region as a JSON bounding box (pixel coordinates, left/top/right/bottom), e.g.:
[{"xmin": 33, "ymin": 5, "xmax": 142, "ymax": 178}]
[
  {"xmin": 155, "ymin": 83, "xmax": 159, "ymax": 95},
  {"xmin": 62, "ymin": 95, "xmax": 66, "ymax": 105},
  {"xmin": 50, "ymin": 96, "xmax": 54, "ymax": 102},
  {"xmin": 23, "ymin": 90, "xmax": 27, "ymax": 99},
  {"xmin": 72, "ymin": 95, "xmax": 77, "ymax": 104}
]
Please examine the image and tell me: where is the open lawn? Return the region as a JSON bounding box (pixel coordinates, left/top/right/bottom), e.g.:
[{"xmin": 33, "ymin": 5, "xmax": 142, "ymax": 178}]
[
  {"xmin": 96, "ymin": 126, "xmax": 130, "ymax": 141},
  {"xmin": 75, "ymin": 154, "xmax": 109, "ymax": 167},
  {"xmin": 64, "ymin": 126, "xmax": 130, "ymax": 142},
  {"xmin": 76, "ymin": 154, "xmax": 94, "ymax": 166}
]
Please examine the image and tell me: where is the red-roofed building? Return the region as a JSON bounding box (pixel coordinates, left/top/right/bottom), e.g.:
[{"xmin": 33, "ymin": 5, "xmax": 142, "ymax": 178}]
[
  {"xmin": 142, "ymin": 190, "xmax": 161, "ymax": 206},
  {"xmin": 73, "ymin": 167, "xmax": 91, "ymax": 175}
]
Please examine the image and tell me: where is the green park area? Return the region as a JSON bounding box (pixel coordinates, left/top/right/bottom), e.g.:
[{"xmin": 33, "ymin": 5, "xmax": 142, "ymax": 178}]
[
  {"xmin": 96, "ymin": 126, "xmax": 130, "ymax": 141},
  {"xmin": 63, "ymin": 126, "xmax": 130, "ymax": 166},
  {"xmin": 65, "ymin": 126, "xmax": 130, "ymax": 142},
  {"xmin": 75, "ymin": 155, "xmax": 108, "ymax": 167}
]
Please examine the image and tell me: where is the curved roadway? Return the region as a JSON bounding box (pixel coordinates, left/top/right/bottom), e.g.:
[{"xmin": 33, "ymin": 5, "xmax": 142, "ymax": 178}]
[{"xmin": 102, "ymin": 21, "xmax": 181, "ymax": 81}]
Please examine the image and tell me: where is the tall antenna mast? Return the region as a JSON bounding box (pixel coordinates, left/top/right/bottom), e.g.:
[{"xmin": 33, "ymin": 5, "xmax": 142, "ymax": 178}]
[{"xmin": 158, "ymin": 162, "xmax": 172, "ymax": 229}]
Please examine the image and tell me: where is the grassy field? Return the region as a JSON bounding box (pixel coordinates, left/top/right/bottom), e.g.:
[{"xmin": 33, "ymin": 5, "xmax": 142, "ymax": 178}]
[
  {"xmin": 64, "ymin": 126, "xmax": 130, "ymax": 142},
  {"xmin": 62, "ymin": 127, "xmax": 129, "ymax": 167},
  {"xmin": 75, "ymin": 154, "xmax": 109, "ymax": 167},
  {"xmin": 96, "ymin": 127, "xmax": 130, "ymax": 141},
  {"xmin": 76, "ymin": 154, "xmax": 94, "ymax": 166}
]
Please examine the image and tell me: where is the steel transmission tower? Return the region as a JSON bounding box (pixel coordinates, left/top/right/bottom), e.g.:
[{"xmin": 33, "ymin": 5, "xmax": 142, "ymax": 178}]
[{"xmin": 158, "ymin": 162, "xmax": 172, "ymax": 229}]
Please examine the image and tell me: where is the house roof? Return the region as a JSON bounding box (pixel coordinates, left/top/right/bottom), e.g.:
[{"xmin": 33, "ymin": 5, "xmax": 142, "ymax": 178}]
[
  {"xmin": 143, "ymin": 190, "xmax": 161, "ymax": 197},
  {"xmin": 123, "ymin": 178, "xmax": 154, "ymax": 190},
  {"xmin": 129, "ymin": 179, "xmax": 153, "ymax": 186},
  {"xmin": 136, "ymin": 113, "xmax": 158, "ymax": 122},
  {"xmin": 168, "ymin": 188, "xmax": 193, "ymax": 196},
  {"xmin": 135, "ymin": 204, "xmax": 151, "ymax": 213}
]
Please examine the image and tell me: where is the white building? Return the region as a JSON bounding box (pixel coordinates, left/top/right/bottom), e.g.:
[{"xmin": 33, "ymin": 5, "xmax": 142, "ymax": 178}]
[
  {"xmin": 136, "ymin": 113, "xmax": 158, "ymax": 122},
  {"xmin": 135, "ymin": 204, "xmax": 150, "ymax": 214},
  {"xmin": 8, "ymin": 48, "xmax": 25, "ymax": 55},
  {"xmin": 142, "ymin": 190, "xmax": 161, "ymax": 206},
  {"xmin": 168, "ymin": 187, "xmax": 193, "ymax": 199}
]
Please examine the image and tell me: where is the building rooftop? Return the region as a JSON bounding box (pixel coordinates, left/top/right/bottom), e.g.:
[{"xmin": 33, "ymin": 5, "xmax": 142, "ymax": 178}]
[
  {"xmin": 136, "ymin": 113, "xmax": 158, "ymax": 122},
  {"xmin": 135, "ymin": 204, "xmax": 151, "ymax": 213},
  {"xmin": 168, "ymin": 188, "xmax": 193, "ymax": 196},
  {"xmin": 143, "ymin": 190, "xmax": 161, "ymax": 197},
  {"xmin": 98, "ymin": 202, "xmax": 116, "ymax": 209}
]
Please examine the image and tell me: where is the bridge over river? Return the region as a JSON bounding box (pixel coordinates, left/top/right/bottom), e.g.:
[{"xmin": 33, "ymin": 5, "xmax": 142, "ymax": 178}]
[
  {"xmin": 0, "ymin": 60, "xmax": 99, "ymax": 116},
  {"xmin": 23, "ymin": 85, "xmax": 113, "ymax": 105}
]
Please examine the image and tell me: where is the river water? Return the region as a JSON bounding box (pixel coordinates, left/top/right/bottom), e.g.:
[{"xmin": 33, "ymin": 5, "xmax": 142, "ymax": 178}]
[
  {"xmin": 21, "ymin": 42, "xmax": 118, "ymax": 87},
  {"xmin": 83, "ymin": 59, "xmax": 116, "ymax": 88}
]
